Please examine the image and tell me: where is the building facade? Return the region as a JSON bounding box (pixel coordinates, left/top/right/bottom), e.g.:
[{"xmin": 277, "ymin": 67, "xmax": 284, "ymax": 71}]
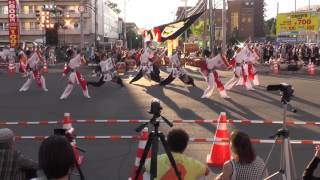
[{"xmin": 0, "ymin": 0, "xmax": 120, "ymax": 47}]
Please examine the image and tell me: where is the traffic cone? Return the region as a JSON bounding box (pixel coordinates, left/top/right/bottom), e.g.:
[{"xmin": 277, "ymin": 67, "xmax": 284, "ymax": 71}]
[
  {"xmin": 63, "ymin": 63, "xmax": 68, "ymax": 71},
  {"xmin": 43, "ymin": 61, "xmax": 48, "ymax": 73},
  {"xmin": 130, "ymin": 127, "xmax": 151, "ymax": 180},
  {"xmin": 308, "ymin": 62, "xmax": 316, "ymax": 76},
  {"xmin": 7, "ymin": 62, "xmax": 15, "ymax": 75},
  {"xmin": 272, "ymin": 63, "xmax": 279, "ymax": 74},
  {"xmin": 62, "ymin": 113, "xmax": 84, "ymax": 166},
  {"xmin": 207, "ymin": 112, "xmax": 230, "ymax": 167}
]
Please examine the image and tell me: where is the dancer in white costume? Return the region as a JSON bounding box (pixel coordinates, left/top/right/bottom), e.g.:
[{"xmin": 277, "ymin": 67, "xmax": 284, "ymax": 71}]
[
  {"xmin": 243, "ymin": 46, "xmax": 260, "ymax": 87},
  {"xmin": 201, "ymin": 49, "xmax": 230, "ymax": 99},
  {"xmin": 224, "ymin": 45, "xmax": 257, "ymax": 91},
  {"xmin": 60, "ymin": 50, "xmax": 90, "ymax": 100},
  {"xmin": 19, "ymin": 50, "xmax": 48, "ymax": 92},
  {"xmin": 160, "ymin": 50, "xmax": 195, "ymax": 86}
]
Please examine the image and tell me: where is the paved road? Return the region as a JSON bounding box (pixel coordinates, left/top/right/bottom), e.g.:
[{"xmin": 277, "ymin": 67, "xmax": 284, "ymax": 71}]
[{"xmin": 0, "ymin": 65, "xmax": 319, "ymax": 180}]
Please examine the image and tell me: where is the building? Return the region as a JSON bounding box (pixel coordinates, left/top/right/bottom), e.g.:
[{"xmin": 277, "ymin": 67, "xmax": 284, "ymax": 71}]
[
  {"xmin": 175, "ymin": 0, "xmax": 265, "ymax": 44},
  {"xmin": 0, "ymin": 0, "xmax": 120, "ymax": 47}
]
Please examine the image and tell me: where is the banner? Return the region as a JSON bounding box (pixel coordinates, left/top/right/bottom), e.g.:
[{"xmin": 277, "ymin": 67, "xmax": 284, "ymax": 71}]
[
  {"xmin": 276, "ymin": 11, "xmax": 319, "ymax": 36},
  {"xmin": 8, "ymin": 0, "xmax": 19, "ymax": 48},
  {"xmin": 144, "ymin": 11, "xmax": 204, "ymax": 42}
]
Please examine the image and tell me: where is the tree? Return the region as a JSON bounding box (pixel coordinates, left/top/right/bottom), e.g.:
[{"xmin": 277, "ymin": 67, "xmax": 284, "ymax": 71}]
[{"xmin": 264, "ymin": 18, "xmax": 276, "ymax": 36}]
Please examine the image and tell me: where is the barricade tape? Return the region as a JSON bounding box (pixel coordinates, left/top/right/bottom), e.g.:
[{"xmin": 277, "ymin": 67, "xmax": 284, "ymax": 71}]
[
  {"xmin": 1, "ymin": 119, "xmax": 320, "ymax": 126},
  {"xmin": 14, "ymin": 136, "xmax": 320, "ymax": 144}
]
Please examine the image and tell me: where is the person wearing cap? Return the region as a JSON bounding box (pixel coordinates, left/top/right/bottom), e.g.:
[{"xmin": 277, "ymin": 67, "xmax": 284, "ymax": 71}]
[
  {"xmin": 87, "ymin": 53, "xmax": 124, "ymax": 88},
  {"xmin": 129, "ymin": 41, "xmax": 161, "ymax": 84},
  {"xmin": 0, "ymin": 128, "xmax": 38, "ymax": 180},
  {"xmin": 160, "ymin": 49, "xmax": 195, "ymax": 87},
  {"xmin": 60, "ymin": 49, "xmax": 91, "ymax": 100},
  {"xmin": 19, "ymin": 49, "xmax": 48, "ymax": 92}
]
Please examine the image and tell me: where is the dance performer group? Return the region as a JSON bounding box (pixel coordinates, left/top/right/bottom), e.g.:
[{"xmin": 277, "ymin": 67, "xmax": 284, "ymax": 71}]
[{"xmin": 17, "ymin": 41, "xmax": 260, "ymax": 100}]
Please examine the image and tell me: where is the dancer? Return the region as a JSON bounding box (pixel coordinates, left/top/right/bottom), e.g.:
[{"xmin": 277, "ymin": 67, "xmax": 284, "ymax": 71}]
[
  {"xmin": 201, "ymin": 49, "xmax": 230, "ymax": 99},
  {"xmin": 224, "ymin": 45, "xmax": 256, "ymax": 91},
  {"xmin": 160, "ymin": 50, "xmax": 195, "ymax": 86},
  {"xmin": 129, "ymin": 41, "xmax": 161, "ymax": 84},
  {"xmin": 244, "ymin": 46, "xmax": 260, "ymax": 87},
  {"xmin": 87, "ymin": 53, "xmax": 124, "ymax": 87},
  {"xmin": 60, "ymin": 49, "xmax": 90, "ymax": 100},
  {"xmin": 19, "ymin": 50, "xmax": 48, "ymax": 92}
]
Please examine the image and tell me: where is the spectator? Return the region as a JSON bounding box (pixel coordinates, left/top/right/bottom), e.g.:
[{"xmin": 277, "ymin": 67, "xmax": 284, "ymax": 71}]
[
  {"xmin": 215, "ymin": 131, "xmax": 267, "ymax": 180},
  {"xmin": 144, "ymin": 128, "xmax": 209, "ymax": 180},
  {"xmin": 0, "ymin": 128, "xmax": 38, "ymax": 180},
  {"xmin": 37, "ymin": 135, "xmax": 76, "ymax": 180},
  {"xmin": 303, "ymin": 145, "xmax": 320, "ymax": 180}
]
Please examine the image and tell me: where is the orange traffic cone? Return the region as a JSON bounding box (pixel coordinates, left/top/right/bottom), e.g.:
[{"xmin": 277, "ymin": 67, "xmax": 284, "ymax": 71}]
[
  {"xmin": 62, "ymin": 113, "xmax": 84, "ymax": 165},
  {"xmin": 272, "ymin": 63, "xmax": 279, "ymax": 74},
  {"xmin": 207, "ymin": 112, "xmax": 230, "ymax": 167},
  {"xmin": 63, "ymin": 63, "xmax": 68, "ymax": 71},
  {"xmin": 7, "ymin": 62, "xmax": 15, "ymax": 75},
  {"xmin": 43, "ymin": 61, "xmax": 48, "ymax": 73},
  {"xmin": 130, "ymin": 127, "xmax": 151, "ymax": 180},
  {"xmin": 308, "ymin": 62, "xmax": 316, "ymax": 76}
]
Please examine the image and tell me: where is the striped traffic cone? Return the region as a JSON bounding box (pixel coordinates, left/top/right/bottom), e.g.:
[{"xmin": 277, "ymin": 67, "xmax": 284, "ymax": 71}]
[
  {"xmin": 43, "ymin": 61, "xmax": 48, "ymax": 73},
  {"xmin": 308, "ymin": 62, "xmax": 316, "ymax": 76},
  {"xmin": 206, "ymin": 112, "xmax": 230, "ymax": 167},
  {"xmin": 130, "ymin": 127, "xmax": 150, "ymax": 180},
  {"xmin": 7, "ymin": 62, "xmax": 15, "ymax": 75},
  {"xmin": 62, "ymin": 113, "xmax": 84, "ymax": 165},
  {"xmin": 272, "ymin": 63, "xmax": 279, "ymax": 74}
]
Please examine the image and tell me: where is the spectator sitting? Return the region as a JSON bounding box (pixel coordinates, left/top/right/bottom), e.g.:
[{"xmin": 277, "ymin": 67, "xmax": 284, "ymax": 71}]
[
  {"xmin": 303, "ymin": 145, "xmax": 320, "ymax": 180},
  {"xmin": 36, "ymin": 135, "xmax": 76, "ymax": 180},
  {"xmin": 215, "ymin": 131, "xmax": 267, "ymax": 180},
  {"xmin": 0, "ymin": 128, "xmax": 38, "ymax": 180},
  {"xmin": 144, "ymin": 128, "xmax": 209, "ymax": 180}
]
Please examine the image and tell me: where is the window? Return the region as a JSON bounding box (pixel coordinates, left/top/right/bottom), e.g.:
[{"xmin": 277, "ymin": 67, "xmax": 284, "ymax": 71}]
[
  {"xmin": 0, "ymin": 22, "xmax": 8, "ymax": 30},
  {"xmin": 231, "ymin": 12, "xmax": 239, "ymax": 30},
  {"xmin": 0, "ymin": 6, "xmax": 8, "ymax": 14},
  {"xmin": 248, "ymin": 17, "xmax": 252, "ymax": 23},
  {"xmin": 22, "ymin": 21, "xmax": 31, "ymax": 30},
  {"xmin": 242, "ymin": 17, "xmax": 246, "ymax": 23}
]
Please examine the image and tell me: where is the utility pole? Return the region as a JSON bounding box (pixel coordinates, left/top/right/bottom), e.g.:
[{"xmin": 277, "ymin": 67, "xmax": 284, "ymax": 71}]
[
  {"xmin": 222, "ymin": 0, "xmax": 226, "ymax": 52},
  {"xmin": 94, "ymin": 0, "xmax": 97, "ymax": 48},
  {"xmin": 80, "ymin": 0, "xmax": 84, "ymax": 51},
  {"xmin": 209, "ymin": 0, "xmax": 215, "ymax": 52},
  {"xmin": 123, "ymin": 0, "xmax": 127, "ymax": 48},
  {"xmin": 184, "ymin": 0, "xmax": 188, "ymax": 42}
]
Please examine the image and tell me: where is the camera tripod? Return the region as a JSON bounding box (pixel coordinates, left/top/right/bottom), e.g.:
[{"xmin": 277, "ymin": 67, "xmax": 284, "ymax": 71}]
[
  {"xmin": 134, "ymin": 113, "xmax": 182, "ymax": 180},
  {"xmin": 262, "ymin": 100, "xmax": 297, "ymax": 180}
]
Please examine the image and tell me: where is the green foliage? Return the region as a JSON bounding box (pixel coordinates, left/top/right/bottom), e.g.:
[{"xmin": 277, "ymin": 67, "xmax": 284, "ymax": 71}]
[
  {"xmin": 264, "ymin": 18, "xmax": 276, "ymax": 36},
  {"xmin": 190, "ymin": 20, "xmax": 205, "ymax": 36}
]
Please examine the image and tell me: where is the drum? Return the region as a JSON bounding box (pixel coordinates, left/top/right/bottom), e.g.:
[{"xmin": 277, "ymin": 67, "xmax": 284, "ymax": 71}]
[
  {"xmin": 116, "ymin": 62, "xmax": 126, "ymax": 74},
  {"xmin": 125, "ymin": 59, "xmax": 136, "ymax": 70}
]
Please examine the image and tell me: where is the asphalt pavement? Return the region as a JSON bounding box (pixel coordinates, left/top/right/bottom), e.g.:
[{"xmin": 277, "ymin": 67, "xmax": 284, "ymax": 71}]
[{"xmin": 0, "ymin": 64, "xmax": 319, "ymax": 180}]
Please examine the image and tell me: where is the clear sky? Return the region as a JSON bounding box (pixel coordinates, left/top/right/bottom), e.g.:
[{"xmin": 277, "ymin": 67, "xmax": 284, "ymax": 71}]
[{"xmin": 117, "ymin": 0, "xmax": 320, "ymax": 29}]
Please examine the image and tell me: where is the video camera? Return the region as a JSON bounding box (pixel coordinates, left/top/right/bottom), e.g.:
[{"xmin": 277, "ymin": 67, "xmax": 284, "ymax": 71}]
[{"xmin": 267, "ymin": 83, "xmax": 294, "ymax": 103}]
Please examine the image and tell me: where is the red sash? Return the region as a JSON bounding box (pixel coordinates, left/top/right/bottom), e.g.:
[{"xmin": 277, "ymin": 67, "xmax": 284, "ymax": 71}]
[
  {"xmin": 248, "ymin": 64, "xmax": 255, "ymax": 80},
  {"xmin": 75, "ymin": 71, "xmax": 87, "ymax": 91},
  {"xmin": 33, "ymin": 70, "xmax": 42, "ymax": 88},
  {"xmin": 213, "ymin": 71, "xmax": 224, "ymax": 91}
]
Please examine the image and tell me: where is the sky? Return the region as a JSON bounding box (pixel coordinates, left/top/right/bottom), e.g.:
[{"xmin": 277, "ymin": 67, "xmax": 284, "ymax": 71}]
[{"xmin": 116, "ymin": 0, "xmax": 320, "ymax": 29}]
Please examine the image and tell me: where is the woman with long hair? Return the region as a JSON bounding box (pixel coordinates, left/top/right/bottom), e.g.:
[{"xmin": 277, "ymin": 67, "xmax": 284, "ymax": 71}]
[{"xmin": 216, "ymin": 131, "xmax": 268, "ymax": 180}]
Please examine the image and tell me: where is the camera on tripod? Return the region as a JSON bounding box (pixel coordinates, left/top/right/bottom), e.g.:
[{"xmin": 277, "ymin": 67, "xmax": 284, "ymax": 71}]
[{"xmin": 267, "ymin": 83, "xmax": 294, "ymax": 103}]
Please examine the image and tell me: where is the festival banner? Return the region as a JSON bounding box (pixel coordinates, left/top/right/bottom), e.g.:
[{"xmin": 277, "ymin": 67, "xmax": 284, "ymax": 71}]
[
  {"xmin": 8, "ymin": 0, "xmax": 19, "ymax": 48},
  {"xmin": 276, "ymin": 11, "xmax": 319, "ymax": 36}
]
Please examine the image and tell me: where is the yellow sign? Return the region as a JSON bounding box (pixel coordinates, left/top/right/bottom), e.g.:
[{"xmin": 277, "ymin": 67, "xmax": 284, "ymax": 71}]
[{"xmin": 276, "ymin": 12, "xmax": 319, "ymax": 35}]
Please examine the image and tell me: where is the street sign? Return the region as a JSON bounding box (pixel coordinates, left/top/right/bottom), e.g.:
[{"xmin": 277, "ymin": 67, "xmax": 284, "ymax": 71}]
[{"xmin": 79, "ymin": 6, "xmax": 85, "ymax": 13}]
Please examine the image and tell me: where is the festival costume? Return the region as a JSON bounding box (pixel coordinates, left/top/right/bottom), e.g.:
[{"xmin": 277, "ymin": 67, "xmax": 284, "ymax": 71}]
[
  {"xmin": 160, "ymin": 53, "xmax": 195, "ymax": 86},
  {"xmin": 87, "ymin": 57, "xmax": 123, "ymax": 87},
  {"xmin": 19, "ymin": 52, "xmax": 48, "ymax": 92},
  {"xmin": 60, "ymin": 54, "xmax": 90, "ymax": 99},
  {"xmin": 224, "ymin": 46, "xmax": 255, "ymax": 91},
  {"xmin": 129, "ymin": 48, "xmax": 161, "ymax": 84},
  {"xmin": 201, "ymin": 54, "xmax": 230, "ymax": 99}
]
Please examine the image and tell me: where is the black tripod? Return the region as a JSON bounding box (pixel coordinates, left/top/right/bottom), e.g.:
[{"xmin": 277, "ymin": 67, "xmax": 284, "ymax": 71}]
[
  {"xmin": 263, "ymin": 85, "xmax": 297, "ymax": 180},
  {"xmin": 134, "ymin": 100, "xmax": 182, "ymax": 180}
]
